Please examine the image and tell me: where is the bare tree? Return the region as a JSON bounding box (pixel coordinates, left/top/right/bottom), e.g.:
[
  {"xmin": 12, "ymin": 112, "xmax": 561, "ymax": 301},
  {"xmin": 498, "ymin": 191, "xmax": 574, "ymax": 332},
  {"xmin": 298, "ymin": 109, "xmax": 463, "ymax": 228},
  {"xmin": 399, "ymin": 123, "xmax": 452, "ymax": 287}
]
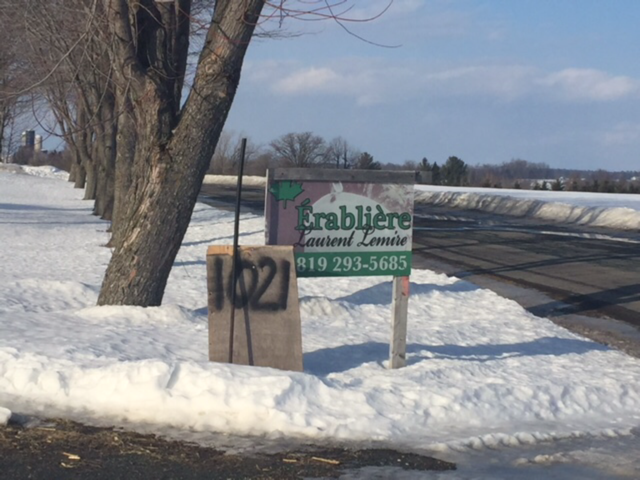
[
  {"xmin": 402, "ymin": 160, "xmax": 417, "ymax": 170},
  {"xmin": 326, "ymin": 136, "xmax": 359, "ymax": 169},
  {"xmin": 246, "ymin": 150, "xmax": 275, "ymax": 176},
  {"xmin": 5, "ymin": 0, "xmax": 391, "ymax": 306},
  {"xmin": 13, "ymin": 0, "xmax": 118, "ymax": 220},
  {"xmin": 208, "ymin": 132, "xmax": 259, "ymax": 175},
  {"xmin": 270, "ymin": 131, "xmax": 327, "ymax": 168},
  {"xmin": 207, "ymin": 130, "xmax": 236, "ymax": 174}
]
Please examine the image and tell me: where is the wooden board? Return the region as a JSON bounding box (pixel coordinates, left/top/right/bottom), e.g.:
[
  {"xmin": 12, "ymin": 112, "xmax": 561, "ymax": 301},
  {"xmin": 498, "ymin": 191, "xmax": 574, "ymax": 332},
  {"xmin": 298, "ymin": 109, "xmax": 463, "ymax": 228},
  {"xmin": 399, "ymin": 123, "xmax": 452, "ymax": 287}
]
[
  {"xmin": 269, "ymin": 168, "xmax": 416, "ymax": 184},
  {"xmin": 207, "ymin": 245, "xmax": 303, "ymax": 371}
]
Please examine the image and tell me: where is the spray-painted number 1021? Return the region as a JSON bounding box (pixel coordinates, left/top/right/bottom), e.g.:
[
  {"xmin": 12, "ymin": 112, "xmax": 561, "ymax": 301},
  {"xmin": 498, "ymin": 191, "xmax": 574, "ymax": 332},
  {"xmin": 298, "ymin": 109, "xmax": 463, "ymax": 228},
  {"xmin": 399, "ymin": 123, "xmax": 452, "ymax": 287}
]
[{"xmin": 210, "ymin": 256, "xmax": 291, "ymax": 312}]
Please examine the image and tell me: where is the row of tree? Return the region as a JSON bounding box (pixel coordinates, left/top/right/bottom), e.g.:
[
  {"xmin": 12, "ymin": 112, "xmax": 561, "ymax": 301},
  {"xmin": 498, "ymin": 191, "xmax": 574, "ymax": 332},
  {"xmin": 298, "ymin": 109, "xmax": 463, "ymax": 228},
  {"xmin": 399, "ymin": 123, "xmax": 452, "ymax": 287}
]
[
  {"xmin": 0, "ymin": 1, "xmax": 384, "ymax": 307},
  {"xmin": 531, "ymin": 178, "xmax": 640, "ymax": 194},
  {"xmin": 469, "ymin": 159, "xmax": 639, "ymax": 189}
]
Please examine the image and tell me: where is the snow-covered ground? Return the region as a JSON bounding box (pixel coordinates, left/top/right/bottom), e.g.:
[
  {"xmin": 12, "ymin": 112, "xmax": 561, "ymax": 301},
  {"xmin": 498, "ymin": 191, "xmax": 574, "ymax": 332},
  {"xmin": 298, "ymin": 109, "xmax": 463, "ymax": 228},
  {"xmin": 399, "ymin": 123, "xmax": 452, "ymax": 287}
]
[{"xmin": 2, "ymin": 166, "xmax": 640, "ymax": 478}]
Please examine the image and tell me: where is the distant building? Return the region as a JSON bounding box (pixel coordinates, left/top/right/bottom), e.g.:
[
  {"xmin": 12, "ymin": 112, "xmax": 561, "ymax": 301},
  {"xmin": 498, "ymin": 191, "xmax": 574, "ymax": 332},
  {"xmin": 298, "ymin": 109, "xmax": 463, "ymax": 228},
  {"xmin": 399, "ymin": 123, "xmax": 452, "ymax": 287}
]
[{"xmin": 22, "ymin": 130, "xmax": 36, "ymax": 148}]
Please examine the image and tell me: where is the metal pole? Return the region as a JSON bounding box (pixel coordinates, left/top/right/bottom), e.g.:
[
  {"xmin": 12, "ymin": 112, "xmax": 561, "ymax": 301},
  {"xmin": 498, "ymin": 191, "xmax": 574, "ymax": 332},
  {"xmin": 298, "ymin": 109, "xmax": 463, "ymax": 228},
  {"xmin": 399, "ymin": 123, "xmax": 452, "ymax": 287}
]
[{"xmin": 228, "ymin": 138, "xmax": 247, "ymax": 363}]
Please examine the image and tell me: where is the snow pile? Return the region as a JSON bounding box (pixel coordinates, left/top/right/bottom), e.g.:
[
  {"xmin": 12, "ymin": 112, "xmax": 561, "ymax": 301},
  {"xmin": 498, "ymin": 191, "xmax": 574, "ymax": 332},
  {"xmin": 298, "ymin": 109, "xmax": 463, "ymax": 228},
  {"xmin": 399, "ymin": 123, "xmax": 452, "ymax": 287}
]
[
  {"xmin": 20, "ymin": 165, "xmax": 69, "ymax": 180},
  {"xmin": 0, "ymin": 163, "xmax": 69, "ymax": 180},
  {"xmin": 203, "ymin": 174, "xmax": 266, "ymax": 187},
  {"xmin": 0, "ymin": 406, "xmax": 10, "ymax": 426},
  {"xmin": 1, "ymin": 170, "xmax": 640, "ymax": 453},
  {"xmin": 415, "ymin": 186, "xmax": 640, "ymax": 230}
]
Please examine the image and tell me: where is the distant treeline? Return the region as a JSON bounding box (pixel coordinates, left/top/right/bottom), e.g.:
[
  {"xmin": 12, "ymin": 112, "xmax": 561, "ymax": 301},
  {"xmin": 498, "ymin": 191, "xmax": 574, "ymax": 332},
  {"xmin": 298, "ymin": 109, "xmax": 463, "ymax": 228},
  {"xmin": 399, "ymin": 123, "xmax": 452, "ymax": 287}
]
[
  {"xmin": 464, "ymin": 159, "xmax": 640, "ymax": 193},
  {"xmin": 391, "ymin": 157, "xmax": 640, "ymax": 193},
  {"xmin": 7, "ymin": 131, "xmax": 640, "ymax": 194}
]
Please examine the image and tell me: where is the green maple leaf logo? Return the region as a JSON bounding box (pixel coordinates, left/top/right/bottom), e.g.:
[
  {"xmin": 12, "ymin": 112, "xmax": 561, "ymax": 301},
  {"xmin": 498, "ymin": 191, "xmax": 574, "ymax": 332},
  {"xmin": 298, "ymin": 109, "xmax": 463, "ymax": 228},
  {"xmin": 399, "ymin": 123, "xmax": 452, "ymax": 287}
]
[{"xmin": 269, "ymin": 181, "xmax": 305, "ymax": 209}]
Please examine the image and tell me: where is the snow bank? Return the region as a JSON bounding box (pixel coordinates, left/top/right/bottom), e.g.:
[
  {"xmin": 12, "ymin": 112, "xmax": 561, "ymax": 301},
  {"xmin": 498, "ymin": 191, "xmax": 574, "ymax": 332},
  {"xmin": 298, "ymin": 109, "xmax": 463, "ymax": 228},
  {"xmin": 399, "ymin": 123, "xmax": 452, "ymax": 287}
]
[
  {"xmin": 415, "ymin": 188, "xmax": 640, "ymax": 230},
  {"xmin": 2, "ymin": 169, "xmax": 640, "ymax": 452},
  {"xmin": 0, "ymin": 163, "xmax": 69, "ymax": 180},
  {"xmin": 203, "ymin": 174, "xmax": 266, "ymax": 187}
]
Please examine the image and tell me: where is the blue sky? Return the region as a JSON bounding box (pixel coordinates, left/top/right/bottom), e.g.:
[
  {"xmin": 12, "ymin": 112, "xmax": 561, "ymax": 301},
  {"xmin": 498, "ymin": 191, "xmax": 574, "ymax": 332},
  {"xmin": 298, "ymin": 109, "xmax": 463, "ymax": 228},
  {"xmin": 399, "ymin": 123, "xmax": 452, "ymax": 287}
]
[{"xmin": 223, "ymin": 0, "xmax": 640, "ymax": 171}]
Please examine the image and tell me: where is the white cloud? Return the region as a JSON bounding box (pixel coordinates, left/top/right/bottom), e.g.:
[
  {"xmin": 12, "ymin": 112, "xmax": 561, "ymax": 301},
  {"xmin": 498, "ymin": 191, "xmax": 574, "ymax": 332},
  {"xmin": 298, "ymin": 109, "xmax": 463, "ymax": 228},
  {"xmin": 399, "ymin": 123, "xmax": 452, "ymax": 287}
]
[
  {"xmin": 539, "ymin": 68, "xmax": 640, "ymax": 101},
  {"xmin": 264, "ymin": 61, "xmax": 537, "ymax": 104},
  {"xmin": 274, "ymin": 67, "xmax": 342, "ymax": 93},
  {"xmin": 248, "ymin": 59, "xmax": 640, "ymax": 108},
  {"xmin": 268, "ymin": 61, "xmax": 391, "ymax": 105}
]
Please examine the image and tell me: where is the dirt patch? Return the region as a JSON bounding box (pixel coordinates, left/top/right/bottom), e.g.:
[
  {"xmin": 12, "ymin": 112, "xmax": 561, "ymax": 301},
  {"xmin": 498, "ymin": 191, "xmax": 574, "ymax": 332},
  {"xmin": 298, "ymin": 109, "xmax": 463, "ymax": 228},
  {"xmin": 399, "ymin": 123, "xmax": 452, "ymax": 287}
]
[{"xmin": 0, "ymin": 418, "xmax": 455, "ymax": 479}]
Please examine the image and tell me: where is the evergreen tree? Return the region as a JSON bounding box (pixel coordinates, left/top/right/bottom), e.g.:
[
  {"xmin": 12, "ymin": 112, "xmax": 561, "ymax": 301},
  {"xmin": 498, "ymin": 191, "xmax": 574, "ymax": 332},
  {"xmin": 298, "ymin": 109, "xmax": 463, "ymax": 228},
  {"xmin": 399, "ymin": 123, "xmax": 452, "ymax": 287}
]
[
  {"xmin": 354, "ymin": 152, "xmax": 381, "ymax": 170},
  {"xmin": 551, "ymin": 178, "xmax": 564, "ymax": 191},
  {"xmin": 431, "ymin": 162, "xmax": 441, "ymax": 185},
  {"xmin": 441, "ymin": 156, "xmax": 468, "ymax": 186}
]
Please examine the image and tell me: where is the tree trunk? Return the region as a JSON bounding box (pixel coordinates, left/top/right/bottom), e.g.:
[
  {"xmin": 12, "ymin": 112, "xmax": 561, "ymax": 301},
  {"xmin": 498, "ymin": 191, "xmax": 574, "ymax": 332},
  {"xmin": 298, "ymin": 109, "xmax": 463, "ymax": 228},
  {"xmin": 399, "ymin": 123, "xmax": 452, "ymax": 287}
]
[
  {"xmin": 0, "ymin": 107, "xmax": 7, "ymax": 161},
  {"xmin": 73, "ymin": 155, "xmax": 87, "ymax": 189},
  {"xmin": 68, "ymin": 147, "xmax": 86, "ymax": 187},
  {"xmin": 90, "ymin": 90, "xmax": 116, "ymax": 220},
  {"xmin": 93, "ymin": 129, "xmax": 116, "ymax": 220},
  {"xmin": 109, "ymin": 94, "xmax": 136, "ymax": 247},
  {"xmin": 93, "ymin": 145, "xmax": 107, "ymax": 216},
  {"xmin": 69, "ymin": 162, "xmax": 77, "ymax": 183},
  {"xmin": 98, "ymin": 0, "xmax": 265, "ymax": 306},
  {"xmin": 84, "ymin": 160, "xmax": 98, "ymax": 201},
  {"xmin": 74, "ymin": 104, "xmax": 96, "ymax": 199},
  {"xmin": 102, "ymin": 118, "xmax": 116, "ymax": 221}
]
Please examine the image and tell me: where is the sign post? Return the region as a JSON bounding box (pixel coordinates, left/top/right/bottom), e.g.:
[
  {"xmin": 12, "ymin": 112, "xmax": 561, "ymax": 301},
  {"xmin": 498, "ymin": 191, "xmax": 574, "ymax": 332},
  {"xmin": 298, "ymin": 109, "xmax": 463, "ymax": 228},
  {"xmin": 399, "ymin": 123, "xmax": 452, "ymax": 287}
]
[
  {"xmin": 265, "ymin": 168, "xmax": 415, "ymax": 368},
  {"xmin": 390, "ymin": 275, "xmax": 410, "ymax": 368}
]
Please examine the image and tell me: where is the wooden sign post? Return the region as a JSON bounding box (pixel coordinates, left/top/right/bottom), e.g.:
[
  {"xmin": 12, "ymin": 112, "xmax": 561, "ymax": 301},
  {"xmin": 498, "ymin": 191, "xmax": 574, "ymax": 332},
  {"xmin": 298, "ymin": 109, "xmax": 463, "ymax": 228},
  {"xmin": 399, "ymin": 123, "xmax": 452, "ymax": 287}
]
[
  {"xmin": 207, "ymin": 245, "xmax": 303, "ymax": 371},
  {"xmin": 390, "ymin": 276, "xmax": 410, "ymax": 369}
]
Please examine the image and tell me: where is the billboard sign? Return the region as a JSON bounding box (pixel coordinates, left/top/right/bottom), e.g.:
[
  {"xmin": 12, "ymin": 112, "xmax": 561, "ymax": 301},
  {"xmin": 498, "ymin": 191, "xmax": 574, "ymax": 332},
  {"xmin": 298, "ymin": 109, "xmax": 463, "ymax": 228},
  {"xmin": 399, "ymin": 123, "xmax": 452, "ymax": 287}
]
[{"xmin": 265, "ymin": 169, "xmax": 415, "ymax": 277}]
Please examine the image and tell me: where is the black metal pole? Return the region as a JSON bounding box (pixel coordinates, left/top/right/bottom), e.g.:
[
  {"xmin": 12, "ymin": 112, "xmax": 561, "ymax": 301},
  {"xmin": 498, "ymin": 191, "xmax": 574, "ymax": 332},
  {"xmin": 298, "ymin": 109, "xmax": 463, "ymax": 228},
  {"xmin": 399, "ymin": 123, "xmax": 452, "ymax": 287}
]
[{"xmin": 228, "ymin": 138, "xmax": 247, "ymax": 363}]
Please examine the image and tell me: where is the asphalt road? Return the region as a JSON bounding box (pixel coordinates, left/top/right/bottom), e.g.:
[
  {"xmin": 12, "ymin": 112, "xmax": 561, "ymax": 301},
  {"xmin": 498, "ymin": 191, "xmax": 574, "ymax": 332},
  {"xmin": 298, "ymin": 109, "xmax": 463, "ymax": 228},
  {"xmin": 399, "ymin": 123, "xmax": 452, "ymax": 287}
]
[
  {"xmin": 200, "ymin": 183, "xmax": 640, "ymax": 333},
  {"xmin": 412, "ymin": 207, "xmax": 640, "ymax": 327}
]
